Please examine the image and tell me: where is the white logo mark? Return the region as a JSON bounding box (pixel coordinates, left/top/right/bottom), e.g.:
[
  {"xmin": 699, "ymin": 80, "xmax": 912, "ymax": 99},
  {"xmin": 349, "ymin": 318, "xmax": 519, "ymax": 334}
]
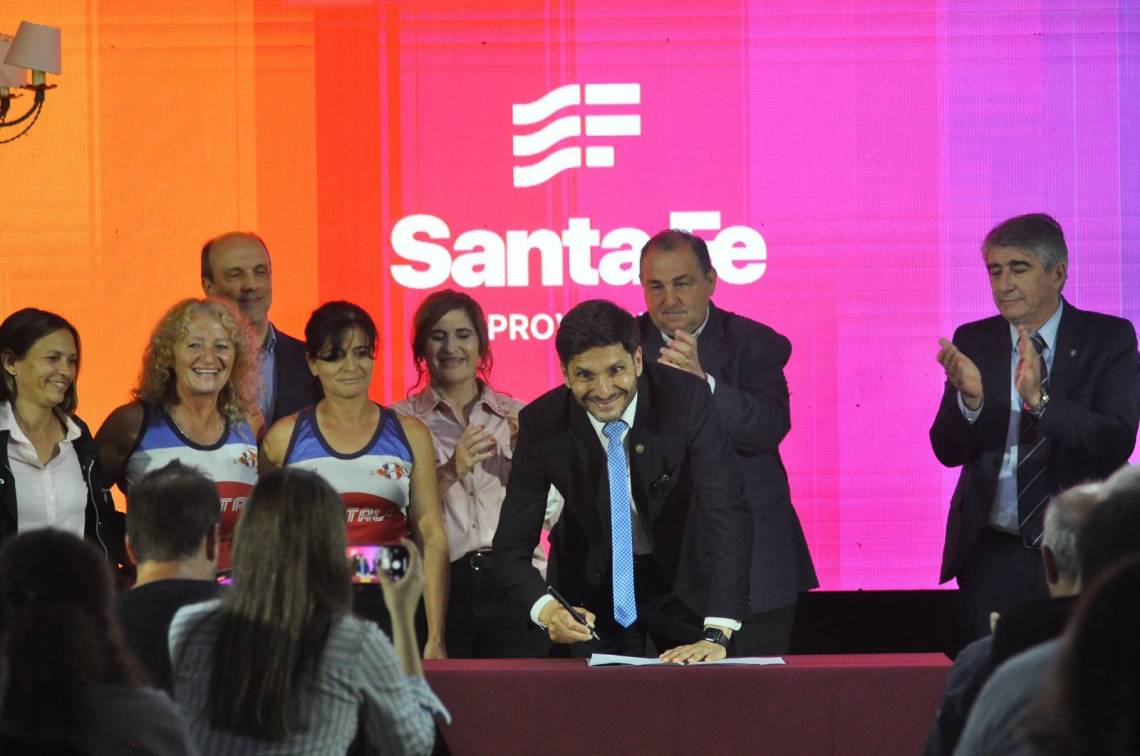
[{"xmin": 511, "ymin": 83, "xmax": 640, "ymax": 188}]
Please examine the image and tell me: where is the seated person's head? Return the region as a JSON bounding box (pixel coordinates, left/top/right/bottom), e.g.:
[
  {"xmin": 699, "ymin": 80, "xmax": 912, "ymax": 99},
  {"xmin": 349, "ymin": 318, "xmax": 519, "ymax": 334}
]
[
  {"xmin": 0, "ymin": 530, "xmax": 139, "ymax": 739},
  {"xmin": 126, "ymin": 460, "xmax": 221, "ymax": 570},
  {"xmin": 230, "ymin": 466, "xmax": 351, "ymax": 597},
  {"xmin": 194, "ymin": 466, "xmax": 352, "ymax": 741},
  {"xmin": 1041, "ymin": 483, "xmax": 1101, "ymax": 596},
  {"xmin": 1024, "ymin": 555, "xmax": 1140, "ymax": 755},
  {"xmin": 1078, "ymin": 470, "xmax": 1140, "ymax": 585}
]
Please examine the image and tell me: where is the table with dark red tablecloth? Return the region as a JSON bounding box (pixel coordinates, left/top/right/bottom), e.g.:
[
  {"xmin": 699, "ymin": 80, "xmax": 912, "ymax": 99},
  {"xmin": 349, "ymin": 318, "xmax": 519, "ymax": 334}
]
[{"xmin": 424, "ymin": 654, "xmax": 950, "ymax": 755}]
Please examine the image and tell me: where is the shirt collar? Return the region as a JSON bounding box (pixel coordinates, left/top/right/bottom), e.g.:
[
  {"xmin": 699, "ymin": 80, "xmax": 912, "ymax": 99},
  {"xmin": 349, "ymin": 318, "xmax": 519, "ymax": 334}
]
[
  {"xmin": 414, "ymin": 381, "xmax": 508, "ymax": 418},
  {"xmin": 1008, "ymin": 299, "xmax": 1063, "ymax": 352},
  {"xmin": 659, "ymin": 305, "xmax": 711, "ymax": 343},
  {"xmin": 262, "ymin": 322, "xmax": 278, "ymax": 354},
  {"xmin": 0, "ymin": 400, "xmax": 81, "ymax": 444},
  {"xmin": 586, "ymin": 390, "xmax": 639, "ymax": 437}
]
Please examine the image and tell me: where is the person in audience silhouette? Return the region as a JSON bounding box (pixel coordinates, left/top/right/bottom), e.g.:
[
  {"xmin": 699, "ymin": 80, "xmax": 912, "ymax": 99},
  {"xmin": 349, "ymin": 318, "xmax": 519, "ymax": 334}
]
[
  {"xmin": 168, "ymin": 467, "xmax": 447, "ymax": 754},
  {"xmin": 0, "ymin": 528, "xmax": 195, "ymax": 754}
]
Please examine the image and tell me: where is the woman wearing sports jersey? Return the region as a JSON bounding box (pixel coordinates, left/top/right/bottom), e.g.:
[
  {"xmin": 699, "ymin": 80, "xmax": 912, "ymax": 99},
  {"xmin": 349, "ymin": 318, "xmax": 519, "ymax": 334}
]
[
  {"xmin": 96, "ymin": 298, "xmax": 261, "ymax": 571},
  {"xmin": 260, "ymin": 301, "xmax": 448, "ymax": 659}
]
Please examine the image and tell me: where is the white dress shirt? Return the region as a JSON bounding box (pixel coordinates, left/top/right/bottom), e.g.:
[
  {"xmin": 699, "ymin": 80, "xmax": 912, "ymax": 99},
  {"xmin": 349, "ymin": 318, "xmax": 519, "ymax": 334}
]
[{"xmin": 1, "ymin": 401, "xmax": 86, "ymax": 537}]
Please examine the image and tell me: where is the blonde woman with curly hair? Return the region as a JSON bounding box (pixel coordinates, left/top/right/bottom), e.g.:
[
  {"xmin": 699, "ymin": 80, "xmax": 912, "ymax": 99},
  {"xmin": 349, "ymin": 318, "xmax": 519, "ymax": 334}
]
[{"xmin": 97, "ymin": 298, "xmax": 262, "ymax": 571}]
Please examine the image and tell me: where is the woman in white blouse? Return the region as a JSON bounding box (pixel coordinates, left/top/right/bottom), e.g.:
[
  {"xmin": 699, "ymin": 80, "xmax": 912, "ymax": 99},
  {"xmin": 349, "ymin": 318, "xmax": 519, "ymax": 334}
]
[{"xmin": 0, "ymin": 308, "xmax": 123, "ymax": 564}]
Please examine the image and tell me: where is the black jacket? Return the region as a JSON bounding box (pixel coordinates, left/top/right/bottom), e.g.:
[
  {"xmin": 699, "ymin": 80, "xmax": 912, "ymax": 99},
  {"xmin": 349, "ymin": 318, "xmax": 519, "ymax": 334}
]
[
  {"xmin": 0, "ymin": 413, "xmax": 126, "ymax": 567},
  {"xmin": 930, "ymin": 300, "xmax": 1140, "ymax": 581},
  {"xmin": 269, "ymin": 326, "xmax": 318, "ymax": 426},
  {"xmin": 638, "ymin": 303, "xmax": 818, "ymax": 613},
  {"xmin": 493, "ymin": 362, "xmax": 752, "ymax": 622}
]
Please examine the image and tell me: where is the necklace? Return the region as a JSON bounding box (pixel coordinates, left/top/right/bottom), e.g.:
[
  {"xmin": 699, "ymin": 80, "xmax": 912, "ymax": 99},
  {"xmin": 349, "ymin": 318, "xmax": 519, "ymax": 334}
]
[{"xmin": 168, "ymin": 407, "xmax": 221, "ymax": 443}]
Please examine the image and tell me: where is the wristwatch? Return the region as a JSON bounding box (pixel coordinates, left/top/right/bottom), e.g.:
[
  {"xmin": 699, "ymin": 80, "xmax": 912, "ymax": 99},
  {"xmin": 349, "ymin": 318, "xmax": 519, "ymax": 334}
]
[
  {"xmin": 702, "ymin": 627, "xmax": 730, "ymax": 648},
  {"xmin": 1022, "ymin": 388, "xmax": 1050, "ymax": 417}
]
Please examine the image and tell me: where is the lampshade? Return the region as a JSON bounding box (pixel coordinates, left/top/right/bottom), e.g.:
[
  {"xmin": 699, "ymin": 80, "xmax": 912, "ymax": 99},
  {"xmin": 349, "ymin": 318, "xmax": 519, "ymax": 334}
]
[
  {"xmin": 0, "ymin": 35, "xmax": 28, "ymax": 87},
  {"xmin": 4, "ymin": 21, "xmax": 61, "ymax": 75}
]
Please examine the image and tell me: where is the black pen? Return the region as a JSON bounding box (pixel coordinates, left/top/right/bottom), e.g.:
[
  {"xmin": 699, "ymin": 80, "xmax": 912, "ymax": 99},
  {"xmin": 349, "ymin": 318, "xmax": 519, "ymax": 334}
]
[{"xmin": 546, "ymin": 585, "xmax": 600, "ymax": 641}]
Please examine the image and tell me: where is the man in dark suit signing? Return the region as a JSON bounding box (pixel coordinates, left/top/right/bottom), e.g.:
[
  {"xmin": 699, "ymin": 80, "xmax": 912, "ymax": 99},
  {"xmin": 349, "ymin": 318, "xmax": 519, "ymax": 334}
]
[
  {"xmin": 200, "ymin": 231, "xmax": 316, "ymax": 425},
  {"xmin": 637, "ymin": 229, "xmax": 818, "ymax": 655},
  {"xmin": 493, "ymin": 299, "xmax": 751, "ymax": 662},
  {"xmin": 932, "ymin": 212, "xmax": 1140, "ymax": 644}
]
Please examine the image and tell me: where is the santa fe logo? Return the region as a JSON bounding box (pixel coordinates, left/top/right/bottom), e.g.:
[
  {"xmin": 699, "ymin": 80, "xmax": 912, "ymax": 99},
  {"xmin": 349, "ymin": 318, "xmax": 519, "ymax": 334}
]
[{"xmin": 511, "ymin": 83, "xmax": 641, "ymax": 188}]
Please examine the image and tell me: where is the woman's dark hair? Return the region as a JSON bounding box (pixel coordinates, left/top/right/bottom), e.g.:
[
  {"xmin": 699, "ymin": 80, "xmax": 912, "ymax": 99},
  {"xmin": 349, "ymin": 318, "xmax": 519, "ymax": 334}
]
[
  {"xmin": 0, "ymin": 530, "xmax": 140, "ymax": 742},
  {"xmin": 554, "ymin": 299, "xmax": 639, "ymax": 366},
  {"xmin": 410, "ymin": 289, "xmax": 493, "ymax": 391},
  {"xmin": 198, "ymin": 467, "xmax": 352, "ymax": 740},
  {"xmin": 0, "ymin": 308, "xmax": 81, "ymax": 414},
  {"xmin": 304, "ymin": 301, "xmax": 377, "ymax": 362},
  {"xmin": 1021, "ymin": 555, "xmax": 1140, "ymax": 755}
]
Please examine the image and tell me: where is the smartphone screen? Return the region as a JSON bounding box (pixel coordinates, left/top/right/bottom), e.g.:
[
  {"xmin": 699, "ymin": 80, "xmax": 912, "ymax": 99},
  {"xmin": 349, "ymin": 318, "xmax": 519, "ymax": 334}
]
[{"xmin": 348, "ymin": 544, "xmax": 409, "ymax": 584}]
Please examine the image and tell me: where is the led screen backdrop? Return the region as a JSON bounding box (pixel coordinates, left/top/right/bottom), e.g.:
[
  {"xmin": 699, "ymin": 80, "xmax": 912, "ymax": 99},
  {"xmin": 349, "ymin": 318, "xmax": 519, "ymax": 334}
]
[{"xmin": 2, "ymin": 1, "xmax": 1137, "ymax": 590}]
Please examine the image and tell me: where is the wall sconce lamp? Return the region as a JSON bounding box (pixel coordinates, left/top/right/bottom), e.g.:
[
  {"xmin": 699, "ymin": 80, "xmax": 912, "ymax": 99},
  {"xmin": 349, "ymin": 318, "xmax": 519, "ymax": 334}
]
[{"xmin": 1, "ymin": 21, "xmax": 62, "ymax": 144}]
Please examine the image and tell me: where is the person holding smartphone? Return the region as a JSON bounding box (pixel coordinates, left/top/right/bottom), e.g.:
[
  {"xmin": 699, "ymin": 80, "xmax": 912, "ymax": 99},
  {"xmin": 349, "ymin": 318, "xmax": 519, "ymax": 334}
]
[
  {"xmin": 169, "ymin": 467, "xmax": 447, "ymax": 754},
  {"xmin": 259, "ymin": 301, "xmax": 449, "ymax": 658}
]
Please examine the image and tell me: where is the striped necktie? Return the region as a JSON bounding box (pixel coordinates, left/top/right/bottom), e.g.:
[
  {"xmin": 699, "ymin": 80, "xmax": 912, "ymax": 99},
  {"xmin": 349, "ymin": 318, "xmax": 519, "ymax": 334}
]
[
  {"xmin": 603, "ymin": 420, "xmax": 637, "ymax": 628},
  {"xmin": 1017, "ymin": 332, "xmax": 1051, "ymax": 547}
]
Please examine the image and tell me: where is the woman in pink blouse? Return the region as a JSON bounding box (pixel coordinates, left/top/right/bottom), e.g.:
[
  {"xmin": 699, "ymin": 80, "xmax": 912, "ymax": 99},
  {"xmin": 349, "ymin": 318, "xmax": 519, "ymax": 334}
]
[{"xmin": 394, "ymin": 290, "xmax": 556, "ymax": 658}]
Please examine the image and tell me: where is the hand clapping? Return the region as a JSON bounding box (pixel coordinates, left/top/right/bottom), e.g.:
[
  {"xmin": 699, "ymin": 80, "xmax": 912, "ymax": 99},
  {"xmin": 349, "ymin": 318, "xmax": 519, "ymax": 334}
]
[
  {"xmin": 450, "ymin": 422, "xmax": 497, "ymax": 478},
  {"xmin": 937, "ymin": 338, "xmax": 983, "ymax": 410},
  {"xmin": 659, "ymin": 329, "xmax": 706, "ymax": 380}
]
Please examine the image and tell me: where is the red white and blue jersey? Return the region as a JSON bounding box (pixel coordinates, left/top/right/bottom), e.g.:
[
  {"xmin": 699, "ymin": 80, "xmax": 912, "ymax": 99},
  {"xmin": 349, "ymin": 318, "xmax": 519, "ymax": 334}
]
[
  {"xmin": 124, "ymin": 405, "xmax": 258, "ymax": 571},
  {"xmin": 283, "ymin": 405, "xmax": 412, "ymax": 545}
]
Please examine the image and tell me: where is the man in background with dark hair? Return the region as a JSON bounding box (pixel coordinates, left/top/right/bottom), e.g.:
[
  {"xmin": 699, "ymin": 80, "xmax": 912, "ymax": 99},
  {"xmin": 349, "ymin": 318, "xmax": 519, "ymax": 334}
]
[
  {"xmin": 493, "ymin": 299, "xmax": 751, "ymax": 663},
  {"xmin": 200, "ymin": 231, "xmax": 314, "ymax": 425},
  {"xmin": 117, "ymin": 461, "xmax": 221, "ymax": 692},
  {"xmin": 932, "ymin": 212, "xmax": 1139, "ymax": 643},
  {"xmin": 638, "ymin": 228, "xmax": 817, "ymax": 655}
]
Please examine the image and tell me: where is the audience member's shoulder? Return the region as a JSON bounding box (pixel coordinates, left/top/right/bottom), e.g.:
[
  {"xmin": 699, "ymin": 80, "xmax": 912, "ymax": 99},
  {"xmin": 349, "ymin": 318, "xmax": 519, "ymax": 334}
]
[
  {"xmin": 988, "ymin": 637, "xmax": 1061, "ymax": 689},
  {"xmin": 82, "ymin": 685, "xmax": 195, "ymax": 756},
  {"xmin": 169, "ymin": 597, "xmax": 223, "ymax": 634}
]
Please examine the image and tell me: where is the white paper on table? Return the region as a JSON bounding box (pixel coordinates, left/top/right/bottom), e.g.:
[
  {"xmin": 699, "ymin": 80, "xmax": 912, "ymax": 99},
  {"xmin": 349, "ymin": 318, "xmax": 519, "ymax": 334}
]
[{"xmin": 587, "ymin": 654, "xmax": 785, "ymax": 667}]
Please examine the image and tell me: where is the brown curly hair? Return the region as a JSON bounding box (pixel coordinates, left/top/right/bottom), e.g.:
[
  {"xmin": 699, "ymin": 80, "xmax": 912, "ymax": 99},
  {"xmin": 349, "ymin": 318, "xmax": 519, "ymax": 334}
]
[{"xmin": 132, "ymin": 298, "xmax": 260, "ymax": 423}]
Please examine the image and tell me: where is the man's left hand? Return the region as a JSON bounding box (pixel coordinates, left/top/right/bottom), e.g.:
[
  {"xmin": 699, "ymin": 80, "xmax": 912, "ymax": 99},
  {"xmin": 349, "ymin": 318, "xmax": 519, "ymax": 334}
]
[
  {"xmin": 659, "ymin": 329, "xmax": 705, "ymax": 380},
  {"xmin": 658, "ymin": 639, "xmax": 727, "ymax": 664},
  {"xmin": 1015, "ymin": 325, "xmax": 1044, "ymax": 406}
]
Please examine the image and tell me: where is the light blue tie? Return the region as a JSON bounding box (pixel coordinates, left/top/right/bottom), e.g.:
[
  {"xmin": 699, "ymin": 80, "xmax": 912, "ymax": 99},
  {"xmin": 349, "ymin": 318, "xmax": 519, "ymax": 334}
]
[{"xmin": 603, "ymin": 420, "xmax": 637, "ymax": 628}]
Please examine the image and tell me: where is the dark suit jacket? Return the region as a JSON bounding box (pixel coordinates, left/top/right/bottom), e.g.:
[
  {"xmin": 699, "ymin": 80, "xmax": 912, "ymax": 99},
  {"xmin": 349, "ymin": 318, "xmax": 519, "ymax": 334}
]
[
  {"xmin": 492, "ymin": 363, "xmax": 752, "ymax": 622},
  {"xmin": 269, "ymin": 325, "xmax": 317, "ymax": 426},
  {"xmin": 930, "ymin": 300, "xmax": 1140, "ymax": 582},
  {"xmin": 638, "ymin": 303, "xmax": 818, "ymax": 613}
]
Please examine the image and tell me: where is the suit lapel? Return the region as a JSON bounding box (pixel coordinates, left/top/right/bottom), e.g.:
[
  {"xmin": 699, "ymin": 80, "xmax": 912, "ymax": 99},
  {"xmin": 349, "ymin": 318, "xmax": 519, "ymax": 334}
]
[
  {"xmin": 1047, "ymin": 301, "xmax": 1082, "ymax": 400},
  {"xmin": 697, "ymin": 303, "xmax": 728, "ymax": 376},
  {"xmin": 628, "ymin": 375, "xmax": 664, "ymax": 523},
  {"xmin": 568, "ymin": 401, "xmax": 609, "ymax": 531}
]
